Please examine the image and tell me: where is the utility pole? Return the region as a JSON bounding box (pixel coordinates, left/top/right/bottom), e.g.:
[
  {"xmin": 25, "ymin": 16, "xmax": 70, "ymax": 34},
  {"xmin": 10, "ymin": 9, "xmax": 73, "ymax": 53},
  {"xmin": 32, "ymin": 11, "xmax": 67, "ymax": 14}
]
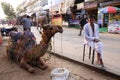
[{"xmin": 97, "ymin": 0, "xmax": 103, "ymax": 28}]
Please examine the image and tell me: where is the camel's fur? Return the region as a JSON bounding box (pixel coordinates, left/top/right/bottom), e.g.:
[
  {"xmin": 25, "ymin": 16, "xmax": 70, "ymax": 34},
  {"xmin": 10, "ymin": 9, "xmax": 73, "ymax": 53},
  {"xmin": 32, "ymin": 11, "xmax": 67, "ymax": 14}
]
[{"xmin": 6, "ymin": 25, "xmax": 63, "ymax": 73}]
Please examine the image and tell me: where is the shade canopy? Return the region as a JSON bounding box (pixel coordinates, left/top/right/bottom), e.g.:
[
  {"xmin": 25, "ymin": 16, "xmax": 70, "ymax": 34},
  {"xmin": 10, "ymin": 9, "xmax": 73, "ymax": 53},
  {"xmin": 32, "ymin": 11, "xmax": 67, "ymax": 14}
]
[{"xmin": 99, "ymin": 6, "xmax": 120, "ymax": 13}]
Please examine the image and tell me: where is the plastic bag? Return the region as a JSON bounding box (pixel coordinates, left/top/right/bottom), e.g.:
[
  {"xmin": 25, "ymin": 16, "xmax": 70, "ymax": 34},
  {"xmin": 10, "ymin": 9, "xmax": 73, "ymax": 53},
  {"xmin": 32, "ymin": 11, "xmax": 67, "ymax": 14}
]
[{"xmin": 51, "ymin": 68, "xmax": 69, "ymax": 80}]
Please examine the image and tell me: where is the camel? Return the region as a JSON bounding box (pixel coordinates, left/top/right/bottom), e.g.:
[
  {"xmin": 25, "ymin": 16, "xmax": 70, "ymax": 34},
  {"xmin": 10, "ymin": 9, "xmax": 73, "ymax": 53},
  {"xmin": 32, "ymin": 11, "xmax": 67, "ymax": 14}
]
[{"xmin": 6, "ymin": 25, "xmax": 63, "ymax": 73}]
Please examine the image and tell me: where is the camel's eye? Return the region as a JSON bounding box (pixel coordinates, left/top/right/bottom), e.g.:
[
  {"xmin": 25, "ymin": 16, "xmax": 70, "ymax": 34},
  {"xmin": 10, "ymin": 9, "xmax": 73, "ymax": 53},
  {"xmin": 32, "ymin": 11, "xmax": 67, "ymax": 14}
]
[{"xmin": 50, "ymin": 26, "xmax": 52, "ymax": 30}]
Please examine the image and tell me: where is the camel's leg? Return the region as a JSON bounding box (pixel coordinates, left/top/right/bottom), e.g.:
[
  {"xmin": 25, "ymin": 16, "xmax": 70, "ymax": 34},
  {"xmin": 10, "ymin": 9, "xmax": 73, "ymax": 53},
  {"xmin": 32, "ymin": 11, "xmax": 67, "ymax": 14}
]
[
  {"xmin": 36, "ymin": 58, "xmax": 48, "ymax": 70},
  {"xmin": 20, "ymin": 58, "xmax": 35, "ymax": 73},
  {"xmin": 6, "ymin": 47, "xmax": 10, "ymax": 59},
  {"xmin": 6, "ymin": 47, "xmax": 14, "ymax": 63}
]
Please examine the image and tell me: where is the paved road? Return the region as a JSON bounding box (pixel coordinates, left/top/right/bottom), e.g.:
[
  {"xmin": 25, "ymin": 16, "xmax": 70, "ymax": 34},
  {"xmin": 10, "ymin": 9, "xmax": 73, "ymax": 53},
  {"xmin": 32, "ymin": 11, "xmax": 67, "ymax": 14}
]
[{"xmin": 31, "ymin": 26, "xmax": 120, "ymax": 76}]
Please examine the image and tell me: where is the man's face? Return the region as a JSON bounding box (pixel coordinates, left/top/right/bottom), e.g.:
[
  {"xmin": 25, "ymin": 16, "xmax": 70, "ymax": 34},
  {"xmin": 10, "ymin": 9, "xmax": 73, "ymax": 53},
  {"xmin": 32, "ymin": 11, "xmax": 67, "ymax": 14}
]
[
  {"xmin": 84, "ymin": 15, "xmax": 87, "ymax": 18},
  {"xmin": 89, "ymin": 18, "xmax": 94, "ymax": 24}
]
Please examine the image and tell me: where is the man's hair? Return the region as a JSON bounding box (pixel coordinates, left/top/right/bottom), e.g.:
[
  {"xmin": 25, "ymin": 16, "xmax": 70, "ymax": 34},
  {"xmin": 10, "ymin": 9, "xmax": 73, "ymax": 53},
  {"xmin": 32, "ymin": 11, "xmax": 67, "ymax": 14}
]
[
  {"xmin": 27, "ymin": 15, "xmax": 30, "ymax": 18},
  {"xmin": 89, "ymin": 15, "xmax": 95, "ymax": 19}
]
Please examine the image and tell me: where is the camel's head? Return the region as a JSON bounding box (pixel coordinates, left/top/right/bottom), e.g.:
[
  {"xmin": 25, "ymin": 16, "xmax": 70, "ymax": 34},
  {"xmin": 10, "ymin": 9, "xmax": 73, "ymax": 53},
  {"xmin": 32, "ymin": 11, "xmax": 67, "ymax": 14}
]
[{"xmin": 43, "ymin": 25, "xmax": 63, "ymax": 36}]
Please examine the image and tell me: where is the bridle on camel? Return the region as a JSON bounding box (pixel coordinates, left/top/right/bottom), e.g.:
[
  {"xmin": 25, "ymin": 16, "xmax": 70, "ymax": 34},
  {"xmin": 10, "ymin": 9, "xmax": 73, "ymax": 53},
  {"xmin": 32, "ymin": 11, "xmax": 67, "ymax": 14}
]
[
  {"xmin": 52, "ymin": 30, "xmax": 64, "ymax": 68},
  {"xmin": 60, "ymin": 33, "xmax": 63, "ymax": 67}
]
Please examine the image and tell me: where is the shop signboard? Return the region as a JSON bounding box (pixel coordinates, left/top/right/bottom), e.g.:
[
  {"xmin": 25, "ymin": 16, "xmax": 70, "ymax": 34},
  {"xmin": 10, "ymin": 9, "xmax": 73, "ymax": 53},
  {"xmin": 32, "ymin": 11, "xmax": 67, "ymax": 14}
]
[
  {"xmin": 77, "ymin": 2, "xmax": 84, "ymax": 10},
  {"xmin": 51, "ymin": 14, "xmax": 62, "ymax": 26},
  {"xmin": 84, "ymin": 2, "xmax": 97, "ymax": 9},
  {"xmin": 101, "ymin": 0, "xmax": 120, "ymax": 7},
  {"xmin": 108, "ymin": 21, "xmax": 120, "ymax": 34}
]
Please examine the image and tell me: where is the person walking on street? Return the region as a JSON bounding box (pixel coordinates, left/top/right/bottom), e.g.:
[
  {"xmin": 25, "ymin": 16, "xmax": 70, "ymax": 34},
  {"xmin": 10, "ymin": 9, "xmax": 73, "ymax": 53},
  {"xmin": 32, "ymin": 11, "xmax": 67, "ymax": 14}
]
[
  {"xmin": 79, "ymin": 14, "xmax": 88, "ymax": 36},
  {"xmin": 83, "ymin": 16, "xmax": 104, "ymax": 67},
  {"xmin": 22, "ymin": 15, "xmax": 33, "ymax": 31},
  {"xmin": 98, "ymin": 19, "xmax": 102, "ymax": 28},
  {"xmin": 66, "ymin": 7, "xmax": 72, "ymax": 27}
]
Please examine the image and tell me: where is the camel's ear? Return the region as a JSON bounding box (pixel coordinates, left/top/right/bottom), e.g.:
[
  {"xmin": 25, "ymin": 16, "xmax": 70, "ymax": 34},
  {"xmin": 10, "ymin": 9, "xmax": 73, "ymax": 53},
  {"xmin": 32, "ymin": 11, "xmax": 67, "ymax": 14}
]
[
  {"xmin": 57, "ymin": 25, "xmax": 62, "ymax": 28},
  {"xmin": 42, "ymin": 26, "xmax": 46, "ymax": 29},
  {"xmin": 43, "ymin": 24, "xmax": 51, "ymax": 30},
  {"xmin": 43, "ymin": 25, "xmax": 48, "ymax": 30},
  {"xmin": 49, "ymin": 25, "xmax": 53, "ymax": 30},
  {"xmin": 56, "ymin": 25, "xmax": 63, "ymax": 33},
  {"xmin": 57, "ymin": 25, "xmax": 62, "ymax": 30}
]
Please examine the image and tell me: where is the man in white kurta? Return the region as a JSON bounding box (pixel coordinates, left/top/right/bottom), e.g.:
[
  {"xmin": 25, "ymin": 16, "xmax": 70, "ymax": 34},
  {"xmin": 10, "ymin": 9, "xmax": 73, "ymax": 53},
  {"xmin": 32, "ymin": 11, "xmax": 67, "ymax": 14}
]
[{"xmin": 83, "ymin": 16, "xmax": 104, "ymax": 67}]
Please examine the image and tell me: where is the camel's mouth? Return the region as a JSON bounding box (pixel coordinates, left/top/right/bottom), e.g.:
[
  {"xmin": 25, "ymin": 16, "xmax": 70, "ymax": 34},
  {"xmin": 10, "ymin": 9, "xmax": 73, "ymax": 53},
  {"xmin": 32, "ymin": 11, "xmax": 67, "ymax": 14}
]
[
  {"xmin": 59, "ymin": 29, "xmax": 63, "ymax": 33},
  {"xmin": 57, "ymin": 26, "xmax": 63, "ymax": 33}
]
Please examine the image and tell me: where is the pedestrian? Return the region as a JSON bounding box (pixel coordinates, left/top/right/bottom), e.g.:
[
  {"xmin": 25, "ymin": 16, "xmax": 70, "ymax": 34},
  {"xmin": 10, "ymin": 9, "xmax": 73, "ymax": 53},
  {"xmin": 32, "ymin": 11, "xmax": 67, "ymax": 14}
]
[
  {"xmin": 83, "ymin": 15, "xmax": 104, "ymax": 67},
  {"xmin": 98, "ymin": 19, "xmax": 102, "ymax": 28},
  {"xmin": 23, "ymin": 30, "xmax": 36, "ymax": 43},
  {"xmin": 22, "ymin": 15, "xmax": 33, "ymax": 31},
  {"xmin": 66, "ymin": 6, "xmax": 72, "ymax": 27},
  {"xmin": 78, "ymin": 14, "xmax": 88, "ymax": 36}
]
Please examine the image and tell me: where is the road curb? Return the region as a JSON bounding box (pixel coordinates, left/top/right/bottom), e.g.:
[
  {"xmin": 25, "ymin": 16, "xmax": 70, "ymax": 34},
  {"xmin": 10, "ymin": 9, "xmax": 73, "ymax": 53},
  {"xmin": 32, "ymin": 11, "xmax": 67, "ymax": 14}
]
[{"xmin": 48, "ymin": 51, "xmax": 120, "ymax": 79}]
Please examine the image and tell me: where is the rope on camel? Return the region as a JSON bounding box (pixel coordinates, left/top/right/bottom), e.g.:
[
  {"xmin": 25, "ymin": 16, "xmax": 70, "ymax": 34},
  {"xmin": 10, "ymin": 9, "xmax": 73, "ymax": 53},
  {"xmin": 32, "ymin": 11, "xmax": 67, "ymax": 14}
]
[
  {"xmin": 51, "ymin": 33, "xmax": 64, "ymax": 68},
  {"xmin": 60, "ymin": 33, "xmax": 64, "ymax": 68}
]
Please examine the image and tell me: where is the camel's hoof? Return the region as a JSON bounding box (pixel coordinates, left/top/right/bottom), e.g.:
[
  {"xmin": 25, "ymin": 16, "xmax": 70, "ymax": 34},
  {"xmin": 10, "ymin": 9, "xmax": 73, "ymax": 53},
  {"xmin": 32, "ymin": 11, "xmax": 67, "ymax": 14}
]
[
  {"xmin": 28, "ymin": 68, "xmax": 35, "ymax": 73},
  {"xmin": 38, "ymin": 64, "xmax": 48, "ymax": 70}
]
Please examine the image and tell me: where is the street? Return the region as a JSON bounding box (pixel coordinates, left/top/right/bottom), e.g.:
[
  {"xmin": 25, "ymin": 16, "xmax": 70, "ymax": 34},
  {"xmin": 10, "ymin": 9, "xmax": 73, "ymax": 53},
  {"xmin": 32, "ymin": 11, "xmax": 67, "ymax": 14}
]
[
  {"xmin": 31, "ymin": 26, "xmax": 120, "ymax": 75},
  {"xmin": 1, "ymin": 0, "xmax": 120, "ymax": 79},
  {"xmin": 0, "ymin": 25, "xmax": 120, "ymax": 80}
]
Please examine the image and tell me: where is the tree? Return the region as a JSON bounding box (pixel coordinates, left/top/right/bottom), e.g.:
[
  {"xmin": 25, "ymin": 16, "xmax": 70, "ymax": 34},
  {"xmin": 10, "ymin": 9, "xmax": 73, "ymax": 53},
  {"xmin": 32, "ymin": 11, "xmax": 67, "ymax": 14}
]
[
  {"xmin": 16, "ymin": 7, "xmax": 23, "ymax": 13},
  {"xmin": 1, "ymin": 2, "xmax": 16, "ymax": 19}
]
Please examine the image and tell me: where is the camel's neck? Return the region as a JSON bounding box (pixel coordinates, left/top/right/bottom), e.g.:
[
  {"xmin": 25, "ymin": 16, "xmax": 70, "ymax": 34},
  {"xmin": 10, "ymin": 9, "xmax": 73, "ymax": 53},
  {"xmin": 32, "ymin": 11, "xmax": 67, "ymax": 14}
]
[
  {"xmin": 42, "ymin": 33, "xmax": 52, "ymax": 44},
  {"xmin": 28, "ymin": 34, "xmax": 53, "ymax": 58},
  {"xmin": 31, "ymin": 33, "xmax": 53, "ymax": 58}
]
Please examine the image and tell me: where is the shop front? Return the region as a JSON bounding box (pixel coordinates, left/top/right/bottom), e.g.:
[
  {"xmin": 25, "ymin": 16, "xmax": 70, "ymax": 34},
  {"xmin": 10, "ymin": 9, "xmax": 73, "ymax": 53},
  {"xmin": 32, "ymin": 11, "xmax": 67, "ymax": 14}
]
[
  {"xmin": 84, "ymin": 1, "xmax": 98, "ymax": 20},
  {"xmin": 50, "ymin": 2, "xmax": 63, "ymax": 26},
  {"xmin": 108, "ymin": 12, "xmax": 120, "ymax": 34},
  {"xmin": 99, "ymin": 0, "xmax": 120, "ymax": 33},
  {"xmin": 68, "ymin": 0, "xmax": 84, "ymax": 27},
  {"xmin": 51, "ymin": 13, "xmax": 62, "ymax": 26}
]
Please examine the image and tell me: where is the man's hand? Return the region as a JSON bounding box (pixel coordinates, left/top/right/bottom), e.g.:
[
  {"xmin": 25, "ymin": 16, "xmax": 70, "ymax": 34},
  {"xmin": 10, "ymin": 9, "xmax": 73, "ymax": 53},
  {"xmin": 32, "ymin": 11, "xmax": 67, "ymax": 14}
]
[{"xmin": 94, "ymin": 38, "xmax": 100, "ymax": 43}]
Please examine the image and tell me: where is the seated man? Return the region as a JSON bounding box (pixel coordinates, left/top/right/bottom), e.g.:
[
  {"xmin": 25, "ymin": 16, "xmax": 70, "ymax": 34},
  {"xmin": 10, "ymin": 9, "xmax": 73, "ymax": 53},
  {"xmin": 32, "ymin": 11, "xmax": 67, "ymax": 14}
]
[{"xmin": 83, "ymin": 16, "xmax": 104, "ymax": 67}]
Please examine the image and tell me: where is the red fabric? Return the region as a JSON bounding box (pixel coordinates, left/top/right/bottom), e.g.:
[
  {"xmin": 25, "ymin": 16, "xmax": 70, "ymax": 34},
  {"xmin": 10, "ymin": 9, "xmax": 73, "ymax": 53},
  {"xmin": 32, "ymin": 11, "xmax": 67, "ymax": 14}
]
[{"xmin": 108, "ymin": 7, "xmax": 117, "ymax": 13}]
